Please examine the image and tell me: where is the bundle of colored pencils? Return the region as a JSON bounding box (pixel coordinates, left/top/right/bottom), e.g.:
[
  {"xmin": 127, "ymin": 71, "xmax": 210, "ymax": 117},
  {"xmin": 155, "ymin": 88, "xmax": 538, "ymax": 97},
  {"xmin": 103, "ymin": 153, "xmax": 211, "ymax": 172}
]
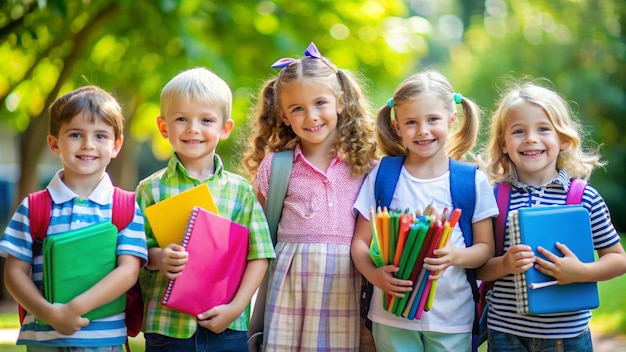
[{"xmin": 368, "ymin": 205, "xmax": 461, "ymax": 320}]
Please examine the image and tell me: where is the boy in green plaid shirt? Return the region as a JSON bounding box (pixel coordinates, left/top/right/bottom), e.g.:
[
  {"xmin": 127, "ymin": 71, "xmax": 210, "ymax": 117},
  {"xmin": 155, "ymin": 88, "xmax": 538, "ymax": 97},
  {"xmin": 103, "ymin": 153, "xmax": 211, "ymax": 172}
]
[{"xmin": 136, "ymin": 67, "xmax": 275, "ymax": 352}]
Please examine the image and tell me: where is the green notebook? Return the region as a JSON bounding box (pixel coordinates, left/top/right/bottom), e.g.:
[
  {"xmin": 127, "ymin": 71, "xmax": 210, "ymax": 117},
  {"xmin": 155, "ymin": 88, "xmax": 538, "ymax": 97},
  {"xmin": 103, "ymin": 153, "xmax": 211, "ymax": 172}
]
[{"xmin": 42, "ymin": 221, "xmax": 126, "ymax": 321}]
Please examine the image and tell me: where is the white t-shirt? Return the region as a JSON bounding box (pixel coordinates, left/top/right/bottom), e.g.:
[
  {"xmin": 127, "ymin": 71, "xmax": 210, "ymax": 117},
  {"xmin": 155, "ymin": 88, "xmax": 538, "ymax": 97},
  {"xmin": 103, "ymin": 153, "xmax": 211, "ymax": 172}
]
[{"xmin": 353, "ymin": 161, "xmax": 498, "ymax": 333}]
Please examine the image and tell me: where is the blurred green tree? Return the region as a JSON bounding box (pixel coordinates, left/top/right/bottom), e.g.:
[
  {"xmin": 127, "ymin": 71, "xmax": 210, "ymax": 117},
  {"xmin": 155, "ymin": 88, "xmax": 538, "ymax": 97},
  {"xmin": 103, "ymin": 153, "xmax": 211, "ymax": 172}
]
[
  {"xmin": 0, "ymin": 0, "xmax": 414, "ymax": 206},
  {"xmin": 445, "ymin": 0, "xmax": 625, "ymax": 231},
  {"xmin": 2, "ymin": 0, "xmax": 623, "ymax": 224}
]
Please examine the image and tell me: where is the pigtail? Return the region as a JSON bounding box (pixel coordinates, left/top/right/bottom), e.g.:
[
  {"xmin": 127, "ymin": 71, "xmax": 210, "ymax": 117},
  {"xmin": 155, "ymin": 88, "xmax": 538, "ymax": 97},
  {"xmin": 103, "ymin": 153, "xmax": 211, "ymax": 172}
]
[
  {"xmin": 242, "ymin": 78, "xmax": 297, "ymax": 177},
  {"xmin": 334, "ymin": 69, "xmax": 378, "ymax": 176},
  {"xmin": 446, "ymin": 96, "xmax": 481, "ymax": 161},
  {"xmin": 376, "ymin": 104, "xmax": 406, "ymax": 157}
]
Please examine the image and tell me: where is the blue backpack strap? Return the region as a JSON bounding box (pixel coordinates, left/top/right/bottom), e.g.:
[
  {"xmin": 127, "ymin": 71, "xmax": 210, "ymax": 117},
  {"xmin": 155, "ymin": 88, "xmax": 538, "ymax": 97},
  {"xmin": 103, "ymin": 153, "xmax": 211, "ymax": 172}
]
[
  {"xmin": 449, "ymin": 159, "xmax": 477, "ymax": 248},
  {"xmin": 375, "ymin": 156, "xmax": 405, "ymax": 209},
  {"xmin": 449, "ymin": 159, "xmax": 480, "ymax": 352}
]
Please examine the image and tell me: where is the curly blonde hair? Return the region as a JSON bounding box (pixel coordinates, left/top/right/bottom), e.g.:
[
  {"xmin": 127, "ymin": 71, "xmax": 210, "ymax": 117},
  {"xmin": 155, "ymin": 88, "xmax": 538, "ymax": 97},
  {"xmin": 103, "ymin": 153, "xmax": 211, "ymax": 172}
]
[
  {"xmin": 484, "ymin": 81, "xmax": 603, "ymax": 183},
  {"xmin": 377, "ymin": 70, "xmax": 481, "ymax": 161},
  {"xmin": 242, "ymin": 54, "xmax": 377, "ymax": 177}
]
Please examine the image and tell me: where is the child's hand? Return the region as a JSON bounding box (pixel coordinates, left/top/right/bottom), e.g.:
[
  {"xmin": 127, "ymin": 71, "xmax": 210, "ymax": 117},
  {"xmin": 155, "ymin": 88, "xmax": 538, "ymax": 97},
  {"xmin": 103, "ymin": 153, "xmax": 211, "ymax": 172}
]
[
  {"xmin": 159, "ymin": 243, "xmax": 189, "ymax": 279},
  {"xmin": 503, "ymin": 244, "xmax": 535, "ymax": 275},
  {"xmin": 197, "ymin": 304, "xmax": 239, "ymax": 333},
  {"xmin": 425, "ymin": 240, "xmax": 456, "ymax": 280},
  {"xmin": 371, "ymin": 265, "xmax": 413, "ymax": 298},
  {"xmin": 534, "ymin": 242, "xmax": 583, "ymax": 284},
  {"xmin": 47, "ymin": 303, "xmax": 89, "ymax": 335}
]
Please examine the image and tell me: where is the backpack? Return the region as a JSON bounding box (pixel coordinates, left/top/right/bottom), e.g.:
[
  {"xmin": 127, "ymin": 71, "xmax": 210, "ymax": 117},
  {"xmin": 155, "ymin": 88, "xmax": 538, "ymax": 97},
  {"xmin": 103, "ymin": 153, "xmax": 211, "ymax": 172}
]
[
  {"xmin": 24, "ymin": 187, "xmax": 144, "ymax": 345},
  {"xmin": 362, "ymin": 156, "xmax": 480, "ymax": 346},
  {"xmin": 475, "ymin": 178, "xmax": 587, "ymax": 347},
  {"xmin": 248, "ymin": 150, "xmax": 294, "ymax": 351},
  {"xmin": 264, "ymin": 150, "xmax": 294, "ymax": 244}
]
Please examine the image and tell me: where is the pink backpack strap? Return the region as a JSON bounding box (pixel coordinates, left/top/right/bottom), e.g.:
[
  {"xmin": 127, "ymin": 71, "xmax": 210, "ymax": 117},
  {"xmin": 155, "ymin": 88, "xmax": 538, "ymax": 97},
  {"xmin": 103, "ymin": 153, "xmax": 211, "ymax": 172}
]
[
  {"xmin": 27, "ymin": 189, "xmax": 52, "ymax": 255},
  {"xmin": 112, "ymin": 187, "xmax": 136, "ymax": 231},
  {"xmin": 21, "ymin": 189, "xmax": 52, "ymax": 324},
  {"xmin": 493, "ymin": 182, "xmax": 511, "ymax": 256},
  {"xmin": 566, "ymin": 178, "xmax": 587, "ymax": 205}
]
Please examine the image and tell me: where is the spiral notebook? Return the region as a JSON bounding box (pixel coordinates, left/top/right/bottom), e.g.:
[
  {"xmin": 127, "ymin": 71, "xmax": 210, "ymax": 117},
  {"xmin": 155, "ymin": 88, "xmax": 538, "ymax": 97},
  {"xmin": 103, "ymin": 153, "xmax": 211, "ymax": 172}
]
[
  {"xmin": 43, "ymin": 221, "xmax": 126, "ymax": 320},
  {"xmin": 161, "ymin": 206, "xmax": 249, "ymax": 316},
  {"xmin": 145, "ymin": 183, "xmax": 219, "ymax": 248},
  {"xmin": 509, "ymin": 205, "xmax": 599, "ymax": 315}
]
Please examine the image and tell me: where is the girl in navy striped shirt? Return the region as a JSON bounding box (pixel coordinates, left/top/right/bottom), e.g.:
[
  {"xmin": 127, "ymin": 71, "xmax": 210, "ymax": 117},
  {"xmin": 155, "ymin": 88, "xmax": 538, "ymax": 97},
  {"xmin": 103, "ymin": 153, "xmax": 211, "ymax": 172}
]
[{"xmin": 479, "ymin": 81, "xmax": 626, "ymax": 352}]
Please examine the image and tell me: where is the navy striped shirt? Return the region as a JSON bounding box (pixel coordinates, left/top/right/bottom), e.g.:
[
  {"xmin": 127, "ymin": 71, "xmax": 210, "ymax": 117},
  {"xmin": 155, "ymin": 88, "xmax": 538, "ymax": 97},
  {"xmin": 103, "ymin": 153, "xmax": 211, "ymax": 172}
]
[{"xmin": 487, "ymin": 169, "xmax": 620, "ymax": 338}]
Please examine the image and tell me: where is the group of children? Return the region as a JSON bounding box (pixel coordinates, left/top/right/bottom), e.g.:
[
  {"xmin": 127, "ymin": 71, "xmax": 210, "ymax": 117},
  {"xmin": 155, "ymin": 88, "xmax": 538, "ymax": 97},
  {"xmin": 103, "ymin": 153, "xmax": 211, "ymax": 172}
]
[{"xmin": 1, "ymin": 41, "xmax": 625, "ymax": 352}]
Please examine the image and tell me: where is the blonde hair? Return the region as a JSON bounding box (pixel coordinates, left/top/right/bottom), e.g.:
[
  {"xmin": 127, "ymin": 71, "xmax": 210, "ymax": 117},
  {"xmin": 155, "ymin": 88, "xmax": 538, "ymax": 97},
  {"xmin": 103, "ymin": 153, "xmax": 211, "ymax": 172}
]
[
  {"xmin": 49, "ymin": 85, "xmax": 124, "ymax": 139},
  {"xmin": 242, "ymin": 54, "xmax": 377, "ymax": 177},
  {"xmin": 485, "ymin": 81, "xmax": 603, "ymax": 182},
  {"xmin": 377, "ymin": 70, "xmax": 481, "ymax": 160},
  {"xmin": 160, "ymin": 67, "xmax": 232, "ymax": 123}
]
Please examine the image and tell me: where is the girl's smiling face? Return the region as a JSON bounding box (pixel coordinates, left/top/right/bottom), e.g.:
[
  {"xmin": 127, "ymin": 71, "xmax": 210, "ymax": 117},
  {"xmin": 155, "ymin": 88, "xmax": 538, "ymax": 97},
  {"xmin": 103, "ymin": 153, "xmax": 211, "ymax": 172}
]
[
  {"xmin": 279, "ymin": 79, "xmax": 343, "ymax": 154},
  {"xmin": 394, "ymin": 95, "xmax": 455, "ymax": 166},
  {"xmin": 502, "ymin": 102, "xmax": 569, "ymax": 186}
]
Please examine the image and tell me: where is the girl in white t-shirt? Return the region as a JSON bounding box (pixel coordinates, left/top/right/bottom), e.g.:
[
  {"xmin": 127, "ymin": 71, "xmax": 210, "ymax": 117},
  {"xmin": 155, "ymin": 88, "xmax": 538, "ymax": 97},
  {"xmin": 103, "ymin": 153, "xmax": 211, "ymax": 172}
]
[{"xmin": 352, "ymin": 70, "xmax": 498, "ymax": 352}]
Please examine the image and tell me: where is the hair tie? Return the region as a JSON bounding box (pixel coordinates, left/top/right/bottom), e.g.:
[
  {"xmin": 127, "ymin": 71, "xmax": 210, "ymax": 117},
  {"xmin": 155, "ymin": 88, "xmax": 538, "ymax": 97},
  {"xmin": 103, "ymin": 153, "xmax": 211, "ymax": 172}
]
[
  {"xmin": 453, "ymin": 93, "xmax": 463, "ymax": 104},
  {"xmin": 387, "ymin": 98, "xmax": 393, "ymax": 108},
  {"xmin": 271, "ymin": 42, "xmax": 324, "ymax": 69}
]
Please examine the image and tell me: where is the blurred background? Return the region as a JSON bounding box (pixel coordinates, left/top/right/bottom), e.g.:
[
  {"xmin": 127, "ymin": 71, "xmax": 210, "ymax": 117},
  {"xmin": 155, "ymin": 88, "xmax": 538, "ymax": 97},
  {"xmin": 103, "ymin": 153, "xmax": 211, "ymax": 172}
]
[{"xmin": 0, "ymin": 0, "xmax": 624, "ymax": 327}]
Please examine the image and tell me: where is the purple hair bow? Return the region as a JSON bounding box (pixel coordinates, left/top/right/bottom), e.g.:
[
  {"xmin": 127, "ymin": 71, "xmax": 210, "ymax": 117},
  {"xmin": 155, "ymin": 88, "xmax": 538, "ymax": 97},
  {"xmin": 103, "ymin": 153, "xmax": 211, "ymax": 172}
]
[{"xmin": 271, "ymin": 42, "xmax": 322, "ymax": 69}]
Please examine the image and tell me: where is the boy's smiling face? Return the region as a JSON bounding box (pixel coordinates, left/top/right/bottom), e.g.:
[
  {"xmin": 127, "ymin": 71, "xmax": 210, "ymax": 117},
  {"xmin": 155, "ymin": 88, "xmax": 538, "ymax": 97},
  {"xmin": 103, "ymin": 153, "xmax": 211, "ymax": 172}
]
[
  {"xmin": 47, "ymin": 112, "xmax": 123, "ymax": 187},
  {"xmin": 157, "ymin": 97, "xmax": 233, "ymax": 174}
]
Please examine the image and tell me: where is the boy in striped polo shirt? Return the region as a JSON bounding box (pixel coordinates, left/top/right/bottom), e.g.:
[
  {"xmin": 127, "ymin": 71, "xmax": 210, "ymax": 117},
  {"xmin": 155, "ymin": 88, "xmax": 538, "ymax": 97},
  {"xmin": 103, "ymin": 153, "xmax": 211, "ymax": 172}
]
[{"xmin": 0, "ymin": 85, "xmax": 148, "ymax": 351}]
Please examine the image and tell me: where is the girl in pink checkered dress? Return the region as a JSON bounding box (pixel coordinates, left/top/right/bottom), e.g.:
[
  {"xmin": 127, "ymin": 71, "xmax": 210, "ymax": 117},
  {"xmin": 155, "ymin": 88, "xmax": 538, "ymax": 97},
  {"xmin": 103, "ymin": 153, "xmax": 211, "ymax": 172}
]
[{"xmin": 242, "ymin": 42, "xmax": 378, "ymax": 351}]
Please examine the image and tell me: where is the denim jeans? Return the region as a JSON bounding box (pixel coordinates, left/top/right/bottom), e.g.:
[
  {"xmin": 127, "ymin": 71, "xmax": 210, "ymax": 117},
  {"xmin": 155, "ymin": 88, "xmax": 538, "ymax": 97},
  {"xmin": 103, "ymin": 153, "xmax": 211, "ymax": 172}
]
[
  {"xmin": 488, "ymin": 328, "xmax": 592, "ymax": 352},
  {"xmin": 27, "ymin": 346, "xmax": 122, "ymax": 352},
  {"xmin": 145, "ymin": 326, "xmax": 247, "ymax": 352}
]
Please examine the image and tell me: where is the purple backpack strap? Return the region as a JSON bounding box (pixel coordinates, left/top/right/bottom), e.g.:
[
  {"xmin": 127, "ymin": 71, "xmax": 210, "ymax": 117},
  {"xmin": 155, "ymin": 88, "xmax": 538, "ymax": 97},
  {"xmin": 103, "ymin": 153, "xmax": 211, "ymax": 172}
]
[
  {"xmin": 494, "ymin": 182, "xmax": 511, "ymax": 256},
  {"xmin": 566, "ymin": 178, "xmax": 587, "ymax": 205}
]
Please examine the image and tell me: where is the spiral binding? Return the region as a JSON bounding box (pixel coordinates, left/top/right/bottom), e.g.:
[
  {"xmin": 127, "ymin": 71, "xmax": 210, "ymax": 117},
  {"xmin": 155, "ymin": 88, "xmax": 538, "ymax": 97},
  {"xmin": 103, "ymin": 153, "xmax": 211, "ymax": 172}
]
[
  {"xmin": 509, "ymin": 210, "xmax": 530, "ymax": 314},
  {"xmin": 162, "ymin": 206, "xmax": 199, "ymax": 305}
]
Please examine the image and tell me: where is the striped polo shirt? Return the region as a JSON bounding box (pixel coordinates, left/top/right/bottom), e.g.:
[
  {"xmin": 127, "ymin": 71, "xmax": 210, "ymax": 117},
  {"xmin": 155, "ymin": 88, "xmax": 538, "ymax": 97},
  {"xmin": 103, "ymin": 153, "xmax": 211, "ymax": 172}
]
[{"xmin": 0, "ymin": 171, "xmax": 148, "ymax": 347}]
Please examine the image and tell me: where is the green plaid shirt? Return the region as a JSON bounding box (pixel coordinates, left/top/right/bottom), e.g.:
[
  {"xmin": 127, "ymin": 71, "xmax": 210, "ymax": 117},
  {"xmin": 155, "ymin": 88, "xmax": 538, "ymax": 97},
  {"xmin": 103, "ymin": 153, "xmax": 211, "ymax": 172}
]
[{"xmin": 136, "ymin": 153, "xmax": 275, "ymax": 338}]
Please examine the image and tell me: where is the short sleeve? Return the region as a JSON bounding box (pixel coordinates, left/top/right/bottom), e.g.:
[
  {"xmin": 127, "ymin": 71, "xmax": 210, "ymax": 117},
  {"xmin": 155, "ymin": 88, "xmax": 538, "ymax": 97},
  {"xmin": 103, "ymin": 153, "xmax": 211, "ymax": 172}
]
[
  {"xmin": 472, "ymin": 169, "xmax": 499, "ymax": 223},
  {"xmin": 0, "ymin": 197, "xmax": 33, "ymax": 262},
  {"xmin": 255, "ymin": 152, "xmax": 275, "ymax": 199}
]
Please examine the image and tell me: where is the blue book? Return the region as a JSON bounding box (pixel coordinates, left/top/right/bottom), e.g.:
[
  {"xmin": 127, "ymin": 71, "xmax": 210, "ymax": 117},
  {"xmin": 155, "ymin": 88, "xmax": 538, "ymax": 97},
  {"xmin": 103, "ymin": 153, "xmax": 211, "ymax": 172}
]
[{"xmin": 509, "ymin": 205, "xmax": 599, "ymax": 315}]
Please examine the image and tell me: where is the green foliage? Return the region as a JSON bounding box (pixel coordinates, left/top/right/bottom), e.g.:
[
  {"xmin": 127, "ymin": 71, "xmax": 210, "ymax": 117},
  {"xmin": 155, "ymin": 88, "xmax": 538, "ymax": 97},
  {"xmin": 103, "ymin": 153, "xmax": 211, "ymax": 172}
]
[
  {"xmin": 0, "ymin": 0, "xmax": 415, "ymax": 178},
  {"xmin": 444, "ymin": 0, "xmax": 626, "ymax": 231},
  {"xmin": 592, "ymin": 269, "xmax": 626, "ymax": 335},
  {"xmin": 1, "ymin": 3, "xmax": 623, "ymax": 220}
]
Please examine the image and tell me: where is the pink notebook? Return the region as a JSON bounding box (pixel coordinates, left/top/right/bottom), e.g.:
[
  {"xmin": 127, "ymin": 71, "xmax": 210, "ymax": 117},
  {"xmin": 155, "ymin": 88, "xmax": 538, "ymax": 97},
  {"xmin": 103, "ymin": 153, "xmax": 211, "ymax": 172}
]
[{"xmin": 162, "ymin": 206, "xmax": 249, "ymax": 315}]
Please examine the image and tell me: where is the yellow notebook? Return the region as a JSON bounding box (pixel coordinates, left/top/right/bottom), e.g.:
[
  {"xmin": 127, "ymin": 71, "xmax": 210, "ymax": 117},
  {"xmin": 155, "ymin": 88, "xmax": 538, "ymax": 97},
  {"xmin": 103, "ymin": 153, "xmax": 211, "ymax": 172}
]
[{"xmin": 145, "ymin": 184, "xmax": 219, "ymax": 248}]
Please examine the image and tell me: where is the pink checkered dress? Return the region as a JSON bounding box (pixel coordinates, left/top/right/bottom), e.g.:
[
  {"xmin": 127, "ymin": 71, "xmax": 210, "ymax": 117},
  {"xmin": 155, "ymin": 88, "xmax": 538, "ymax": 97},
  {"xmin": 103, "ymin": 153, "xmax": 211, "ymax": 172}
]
[{"xmin": 256, "ymin": 146, "xmax": 364, "ymax": 351}]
